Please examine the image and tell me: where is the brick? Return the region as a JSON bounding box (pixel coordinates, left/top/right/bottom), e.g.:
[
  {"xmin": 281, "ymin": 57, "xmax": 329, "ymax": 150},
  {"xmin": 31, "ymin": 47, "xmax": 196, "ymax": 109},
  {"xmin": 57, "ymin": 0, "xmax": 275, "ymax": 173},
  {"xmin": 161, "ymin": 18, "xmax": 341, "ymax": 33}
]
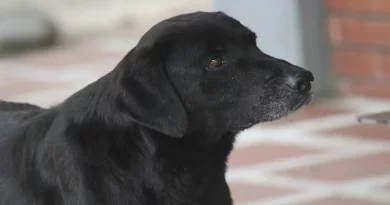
[
  {"xmin": 228, "ymin": 143, "xmax": 321, "ymax": 168},
  {"xmin": 329, "ymin": 17, "xmax": 390, "ymax": 46},
  {"xmin": 338, "ymin": 79, "xmax": 390, "ymax": 99},
  {"xmin": 327, "ymin": 0, "xmax": 390, "ymax": 14},
  {"xmin": 298, "ymin": 196, "xmax": 386, "ymax": 205},
  {"xmin": 325, "ymin": 124, "xmax": 390, "ymax": 140},
  {"xmin": 379, "ymin": 53, "xmax": 390, "ymax": 78},
  {"xmin": 328, "ymin": 17, "xmax": 343, "ymax": 44},
  {"xmin": 279, "ymin": 152, "xmax": 390, "ymax": 181},
  {"xmin": 228, "ymin": 182, "xmax": 296, "ymax": 204},
  {"xmin": 332, "ymin": 50, "xmax": 383, "ymax": 78}
]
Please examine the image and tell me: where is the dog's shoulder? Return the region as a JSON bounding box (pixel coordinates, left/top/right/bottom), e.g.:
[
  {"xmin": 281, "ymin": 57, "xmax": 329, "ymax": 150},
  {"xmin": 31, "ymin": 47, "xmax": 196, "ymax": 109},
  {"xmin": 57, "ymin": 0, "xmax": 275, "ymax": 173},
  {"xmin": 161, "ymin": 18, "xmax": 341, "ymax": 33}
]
[
  {"xmin": 0, "ymin": 106, "xmax": 59, "ymax": 172},
  {"xmin": 0, "ymin": 107, "xmax": 60, "ymax": 205},
  {"xmin": 0, "ymin": 100, "xmax": 45, "ymax": 135},
  {"xmin": 0, "ymin": 101, "xmax": 45, "ymax": 137},
  {"xmin": 0, "ymin": 110, "xmax": 41, "ymax": 137}
]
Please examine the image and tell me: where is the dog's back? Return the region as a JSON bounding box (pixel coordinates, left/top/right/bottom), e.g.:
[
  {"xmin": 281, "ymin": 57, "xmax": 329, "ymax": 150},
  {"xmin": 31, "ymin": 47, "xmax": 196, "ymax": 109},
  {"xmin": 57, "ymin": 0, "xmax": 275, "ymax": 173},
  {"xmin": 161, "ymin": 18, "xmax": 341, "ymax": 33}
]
[
  {"xmin": 0, "ymin": 100, "xmax": 44, "ymax": 137},
  {"xmin": 0, "ymin": 100, "xmax": 42, "ymax": 112}
]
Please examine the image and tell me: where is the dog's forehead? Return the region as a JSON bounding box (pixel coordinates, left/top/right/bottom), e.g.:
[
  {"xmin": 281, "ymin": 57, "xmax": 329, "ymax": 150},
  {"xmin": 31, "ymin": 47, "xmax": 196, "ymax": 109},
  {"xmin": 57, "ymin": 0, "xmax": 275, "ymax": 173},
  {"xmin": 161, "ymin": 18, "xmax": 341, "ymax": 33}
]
[{"xmin": 138, "ymin": 12, "xmax": 256, "ymax": 47}]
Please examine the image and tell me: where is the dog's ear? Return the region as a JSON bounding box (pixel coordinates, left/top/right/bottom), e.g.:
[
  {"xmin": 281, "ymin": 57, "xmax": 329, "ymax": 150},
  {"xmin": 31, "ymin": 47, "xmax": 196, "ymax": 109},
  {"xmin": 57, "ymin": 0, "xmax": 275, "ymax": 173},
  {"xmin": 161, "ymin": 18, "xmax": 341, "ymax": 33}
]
[{"xmin": 118, "ymin": 47, "xmax": 187, "ymax": 138}]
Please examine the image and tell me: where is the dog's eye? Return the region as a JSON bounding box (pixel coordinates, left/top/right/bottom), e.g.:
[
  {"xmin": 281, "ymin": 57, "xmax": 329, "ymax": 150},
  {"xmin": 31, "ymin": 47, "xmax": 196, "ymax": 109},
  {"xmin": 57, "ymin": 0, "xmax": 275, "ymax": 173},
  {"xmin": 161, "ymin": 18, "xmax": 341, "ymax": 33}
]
[{"xmin": 207, "ymin": 58, "xmax": 226, "ymax": 69}]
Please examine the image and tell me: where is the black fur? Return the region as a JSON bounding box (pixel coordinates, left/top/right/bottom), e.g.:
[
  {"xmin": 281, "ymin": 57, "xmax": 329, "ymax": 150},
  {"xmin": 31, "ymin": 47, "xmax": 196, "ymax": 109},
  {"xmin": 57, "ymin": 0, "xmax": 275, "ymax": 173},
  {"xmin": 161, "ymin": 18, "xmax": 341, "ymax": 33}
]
[
  {"xmin": 0, "ymin": 11, "xmax": 313, "ymax": 205},
  {"xmin": 0, "ymin": 100, "xmax": 42, "ymax": 111}
]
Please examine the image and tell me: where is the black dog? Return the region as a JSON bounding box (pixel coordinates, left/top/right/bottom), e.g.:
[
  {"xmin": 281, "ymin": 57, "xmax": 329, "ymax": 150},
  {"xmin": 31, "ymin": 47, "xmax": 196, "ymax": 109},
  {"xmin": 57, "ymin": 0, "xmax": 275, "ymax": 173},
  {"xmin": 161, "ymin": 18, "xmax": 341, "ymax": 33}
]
[{"xmin": 0, "ymin": 11, "xmax": 313, "ymax": 205}]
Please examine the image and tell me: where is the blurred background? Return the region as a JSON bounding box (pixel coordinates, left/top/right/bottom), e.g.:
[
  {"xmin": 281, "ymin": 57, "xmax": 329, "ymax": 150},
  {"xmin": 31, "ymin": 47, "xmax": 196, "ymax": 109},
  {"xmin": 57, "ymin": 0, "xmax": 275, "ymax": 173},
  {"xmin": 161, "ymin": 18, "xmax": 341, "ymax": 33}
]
[{"xmin": 1, "ymin": 0, "xmax": 390, "ymax": 204}]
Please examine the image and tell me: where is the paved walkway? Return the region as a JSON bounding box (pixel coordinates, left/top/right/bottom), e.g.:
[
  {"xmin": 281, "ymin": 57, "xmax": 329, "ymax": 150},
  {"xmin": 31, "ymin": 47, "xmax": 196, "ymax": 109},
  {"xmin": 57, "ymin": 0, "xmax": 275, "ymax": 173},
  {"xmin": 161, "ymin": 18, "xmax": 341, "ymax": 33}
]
[{"xmin": 1, "ymin": 36, "xmax": 390, "ymax": 205}]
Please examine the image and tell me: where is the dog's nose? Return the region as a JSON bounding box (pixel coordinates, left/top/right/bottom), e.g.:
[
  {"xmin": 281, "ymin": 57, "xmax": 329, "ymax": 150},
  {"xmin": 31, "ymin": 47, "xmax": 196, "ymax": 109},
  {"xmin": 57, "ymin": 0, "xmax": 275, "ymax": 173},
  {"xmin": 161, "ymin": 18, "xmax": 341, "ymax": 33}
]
[{"xmin": 285, "ymin": 71, "xmax": 314, "ymax": 92}]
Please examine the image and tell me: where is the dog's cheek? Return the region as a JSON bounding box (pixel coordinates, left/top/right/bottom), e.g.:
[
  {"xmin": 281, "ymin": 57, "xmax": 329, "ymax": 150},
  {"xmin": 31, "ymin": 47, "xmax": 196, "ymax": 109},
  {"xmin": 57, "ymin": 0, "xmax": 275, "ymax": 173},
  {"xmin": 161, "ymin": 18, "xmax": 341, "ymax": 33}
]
[{"xmin": 199, "ymin": 80, "xmax": 232, "ymax": 96}]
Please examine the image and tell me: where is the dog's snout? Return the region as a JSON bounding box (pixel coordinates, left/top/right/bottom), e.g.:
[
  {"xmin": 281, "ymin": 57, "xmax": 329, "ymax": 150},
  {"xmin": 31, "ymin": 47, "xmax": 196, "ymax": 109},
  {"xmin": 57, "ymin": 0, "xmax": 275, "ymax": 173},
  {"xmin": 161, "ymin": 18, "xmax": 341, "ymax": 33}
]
[{"xmin": 285, "ymin": 71, "xmax": 314, "ymax": 92}]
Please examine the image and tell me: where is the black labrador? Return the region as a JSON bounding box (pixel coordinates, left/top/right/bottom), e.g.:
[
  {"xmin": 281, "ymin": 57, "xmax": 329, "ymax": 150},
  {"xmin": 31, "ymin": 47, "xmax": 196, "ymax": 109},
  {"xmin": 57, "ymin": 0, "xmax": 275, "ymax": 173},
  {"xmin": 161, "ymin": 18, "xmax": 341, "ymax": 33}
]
[{"xmin": 0, "ymin": 11, "xmax": 314, "ymax": 205}]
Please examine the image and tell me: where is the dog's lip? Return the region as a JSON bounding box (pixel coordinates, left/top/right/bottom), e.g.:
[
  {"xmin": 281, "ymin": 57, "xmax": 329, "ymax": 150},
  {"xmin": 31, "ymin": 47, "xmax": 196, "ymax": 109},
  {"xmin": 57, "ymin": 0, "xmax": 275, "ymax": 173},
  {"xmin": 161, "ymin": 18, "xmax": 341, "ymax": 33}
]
[{"xmin": 292, "ymin": 93, "xmax": 312, "ymax": 111}]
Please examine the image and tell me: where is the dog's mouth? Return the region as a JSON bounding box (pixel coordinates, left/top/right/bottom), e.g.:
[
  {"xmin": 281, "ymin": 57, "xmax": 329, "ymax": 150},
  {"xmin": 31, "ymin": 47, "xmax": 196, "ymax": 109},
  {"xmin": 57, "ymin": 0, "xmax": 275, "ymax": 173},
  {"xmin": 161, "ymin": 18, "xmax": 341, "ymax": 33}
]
[
  {"xmin": 262, "ymin": 91, "xmax": 313, "ymax": 123},
  {"xmin": 291, "ymin": 93, "xmax": 312, "ymax": 112},
  {"xmin": 233, "ymin": 92, "xmax": 313, "ymax": 131}
]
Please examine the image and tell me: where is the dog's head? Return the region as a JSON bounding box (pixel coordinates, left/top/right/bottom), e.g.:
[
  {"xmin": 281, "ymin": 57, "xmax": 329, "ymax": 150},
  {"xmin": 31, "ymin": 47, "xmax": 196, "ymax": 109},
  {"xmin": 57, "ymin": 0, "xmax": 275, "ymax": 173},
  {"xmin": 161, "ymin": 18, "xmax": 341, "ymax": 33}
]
[{"xmin": 117, "ymin": 11, "xmax": 314, "ymax": 138}]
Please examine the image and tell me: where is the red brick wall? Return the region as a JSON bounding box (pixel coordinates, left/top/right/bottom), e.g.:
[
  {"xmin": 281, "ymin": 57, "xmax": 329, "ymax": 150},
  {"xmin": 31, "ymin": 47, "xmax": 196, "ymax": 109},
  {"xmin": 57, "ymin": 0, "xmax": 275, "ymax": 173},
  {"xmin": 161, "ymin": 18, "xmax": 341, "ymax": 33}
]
[{"xmin": 327, "ymin": 0, "xmax": 390, "ymax": 98}]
